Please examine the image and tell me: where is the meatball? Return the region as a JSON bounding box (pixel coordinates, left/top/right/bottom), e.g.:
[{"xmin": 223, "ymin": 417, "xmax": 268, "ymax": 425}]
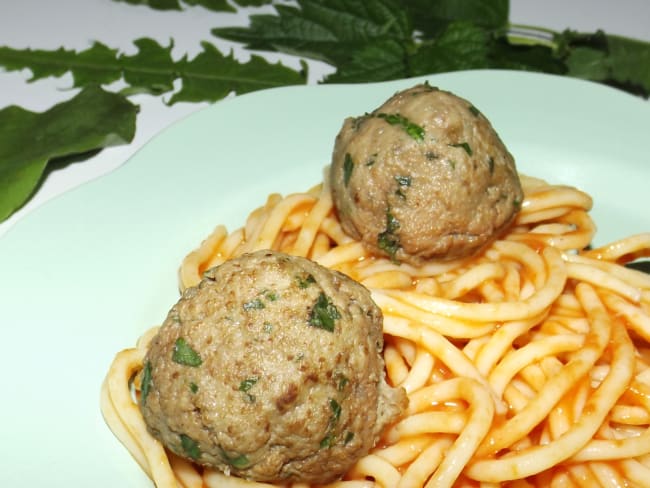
[
  {"xmin": 330, "ymin": 83, "xmax": 524, "ymax": 264},
  {"xmin": 140, "ymin": 250, "xmax": 406, "ymax": 484}
]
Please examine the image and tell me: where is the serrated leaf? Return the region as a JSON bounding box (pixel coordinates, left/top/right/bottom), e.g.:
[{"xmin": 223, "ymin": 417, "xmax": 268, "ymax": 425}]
[
  {"xmin": 409, "ymin": 21, "xmax": 491, "ymax": 76},
  {"xmin": 72, "ymin": 42, "xmax": 122, "ymax": 87},
  {"xmin": 119, "ymin": 38, "xmax": 176, "ymax": 95},
  {"xmin": 0, "ymin": 46, "xmax": 77, "ymax": 81},
  {"xmin": 556, "ymin": 29, "xmax": 650, "ymax": 96},
  {"xmin": 169, "ymin": 41, "xmax": 306, "ymax": 104},
  {"xmin": 113, "ymin": 0, "xmax": 236, "ymax": 11},
  {"xmin": 603, "ymin": 34, "xmax": 650, "ymax": 94},
  {"xmin": 213, "ymin": 0, "xmax": 413, "ymax": 66},
  {"xmin": 564, "ymin": 46, "xmax": 609, "ymax": 80},
  {"xmin": 112, "ymin": 0, "xmax": 182, "ymax": 9},
  {"xmin": 183, "ymin": 0, "xmax": 236, "ymax": 12},
  {"xmin": 402, "ymin": 0, "xmax": 509, "ymax": 37},
  {"xmin": 488, "ymin": 38, "xmax": 566, "ymax": 74},
  {"xmin": 0, "ymin": 38, "xmax": 179, "ymax": 96},
  {"xmin": 325, "ymin": 40, "xmax": 408, "ymax": 83},
  {"xmin": 0, "ymin": 86, "xmax": 138, "ymax": 222}
]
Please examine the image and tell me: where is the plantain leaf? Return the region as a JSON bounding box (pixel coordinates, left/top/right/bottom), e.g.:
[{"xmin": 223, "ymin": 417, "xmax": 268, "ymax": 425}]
[
  {"xmin": 169, "ymin": 41, "xmax": 306, "ymax": 104},
  {"xmin": 0, "ymin": 86, "xmax": 138, "ymax": 221}
]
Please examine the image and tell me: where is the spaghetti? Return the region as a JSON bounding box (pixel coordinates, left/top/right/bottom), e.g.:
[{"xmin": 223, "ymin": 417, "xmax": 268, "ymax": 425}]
[{"xmin": 101, "ymin": 173, "xmax": 650, "ymax": 487}]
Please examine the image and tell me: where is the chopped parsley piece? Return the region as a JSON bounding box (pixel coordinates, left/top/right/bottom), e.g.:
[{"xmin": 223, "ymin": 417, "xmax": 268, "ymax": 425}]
[
  {"xmin": 329, "ymin": 399, "xmax": 342, "ymax": 423},
  {"xmin": 377, "ymin": 208, "xmax": 401, "ymax": 262},
  {"xmin": 376, "ymin": 112, "xmax": 424, "ymax": 141},
  {"xmin": 189, "ymin": 382, "xmax": 199, "ymax": 394},
  {"xmin": 488, "ymin": 156, "xmax": 495, "ymax": 174},
  {"xmin": 264, "ymin": 290, "xmax": 278, "ymax": 301},
  {"xmin": 309, "ymin": 293, "xmax": 341, "ymax": 332},
  {"xmin": 297, "ymin": 273, "xmax": 316, "ymax": 289},
  {"xmin": 343, "ymin": 153, "xmax": 354, "ymax": 186},
  {"xmin": 180, "ymin": 434, "xmax": 201, "ymax": 460},
  {"xmin": 220, "ymin": 448, "xmax": 251, "ymax": 468},
  {"xmin": 172, "ymin": 338, "xmax": 202, "ymax": 367},
  {"xmin": 239, "ymin": 377, "xmax": 259, "ymax": 403},
  {"xmin": 394, "ymin": 175, "xmax": 411, "ymax": 187},
  {"xmin": 263, "ymin": 322, "xmax": 273, "ymax": 333},
  {"xmin": 243, "ymin": 298, "xmax": 265, "ymax": 311},
  {"xmin": 469, "ymin": 105, "xmax": 481, "ymax": 116},
  {"xmin": 239, "ymin": 377, "xmax": 258, "ymax": 392},
  {"xmin": 140, "ymin": 361, "xmax": 152, "ymax": 405},
  {"xmin": 344, "ymin": 431, "xmax": 355, "ymax": 444},
  {"xmin": 449, "ymin": 142, "xmax": 473, "ymax": 156},
  {"xmin": 337, "ymin": 375, "xmax": 349, "ymax": 392},
  {"xmin": 513, "ymin": 198, "xmax": 522, "ymax": 210},
  {"xmin": 320, "ymin": 433, "xmax": 335, "ymax": 449}
]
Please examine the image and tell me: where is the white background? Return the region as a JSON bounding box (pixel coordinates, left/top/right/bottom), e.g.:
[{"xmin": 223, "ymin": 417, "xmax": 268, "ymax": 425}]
[{"xmin": 1, "ymin": 0, "xmax": 649, "ymax": 237}]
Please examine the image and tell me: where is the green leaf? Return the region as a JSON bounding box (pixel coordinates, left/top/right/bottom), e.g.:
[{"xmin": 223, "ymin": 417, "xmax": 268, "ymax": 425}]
[
  {"xmin": 409, "ymin": 21, "xmax": 491, "ymax": 75},
  {"xmin": 169, "ymin": 41, "xmax": 306, "ymax": 104},
  {"xmin": 182, "ymin": 0, "xmax": 235, "ymax": 12},
  {"xmin": 213, "ymin": 0, "xmax": 413, "ymax": 66},
  {"xmin": 606, "ymin": 34, "xmax": 650, "ymax": 94},
  {"xmin": 73, "ymin": 42, "xmax": 122, "ymax": 87},
  {"xmin": 324, "ymin": 39, "xmax": 409, "ymax": 83},
  {"xmin": 113, "ymin": 0, "xmax": 182, "ymax": 10},
  {"xmin": 0, "ymin": 39, "xmax": 176, "ymax": 96},
  {"xmin": 113, "ymin": 0, "xmax": 237, "ymax": 11},
  {"xmin": 0, "ymin": 86, "xmax": 138, "ymax": 222},
  {"xmin": 402, "ymin": 0, "xmax": 509, "ymax": 37},
  {"xmin": 119, "ymin": 38, "xmax": 176, "ymax": 95},
  {"xmin": 488, "ymin": 37, "xmax": 566, "ymax": 74},
  {"xmin": 556, "ymin": 29, "xmax": 650, "ymax": 96},
  {"xmin": 0, "ymin": 46, "xmax": 77, "ymax": 81}
]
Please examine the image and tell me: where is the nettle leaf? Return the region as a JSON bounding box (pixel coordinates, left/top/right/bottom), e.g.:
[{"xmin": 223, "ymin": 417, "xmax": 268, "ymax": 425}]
[
  {"xmin": 402, "ymin": 0, "xmax": 509, "ymax": 37},
  {"xmin": 556, "ymin": 29, "xmax": 650, "ymax": 96},
  {"xmin": 325, "ymin": 39, "xmax": 408, "ymax": 83},
  {"xmin": 213, "ymin": 0, "xmax": 413, "ymax": 66},
  {"xmin": 0, "ymin": 86, "xmax": 138, "ymax": 221},
  {"xmin": 169, "ymin": 41, "xmax": 306, "ymax": 104},
  {"xmin": 488, "ymin": 38, "xmax": 566, "ymax": 74},
  {"xmin": 606, "ymin": 34, "xmax": 650, "ymax": 94},
  {"xmin": 409, "ymin": 21, "xmax": 491, "ymax": 76}
]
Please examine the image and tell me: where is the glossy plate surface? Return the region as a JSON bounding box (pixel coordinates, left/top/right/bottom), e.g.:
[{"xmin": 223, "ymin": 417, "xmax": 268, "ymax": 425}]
[{"xmin": 1, "ymin": 70, "xmax": 648, "ymax": 486}]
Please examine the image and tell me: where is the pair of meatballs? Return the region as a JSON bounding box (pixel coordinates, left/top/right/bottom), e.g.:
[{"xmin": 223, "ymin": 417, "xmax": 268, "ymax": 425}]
[{"xmin": 140, "ymin": 84, "xmax": 523, "ymax": 484}]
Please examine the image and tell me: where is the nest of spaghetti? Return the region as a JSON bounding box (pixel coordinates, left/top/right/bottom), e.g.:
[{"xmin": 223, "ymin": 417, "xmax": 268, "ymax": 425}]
[
  {"xmin": 103, "ymin": 173, "xmax": 650, "ymax": 487},
  {"xmin": 102, "ymin": 84, "xmax": 650, "ymax": 488}
]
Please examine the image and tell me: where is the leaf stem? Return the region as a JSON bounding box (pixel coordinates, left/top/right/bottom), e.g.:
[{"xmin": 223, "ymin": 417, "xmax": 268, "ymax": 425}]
[{"xmin": 507, "ymin": 23, "xmax": 559, "ymax": 49}]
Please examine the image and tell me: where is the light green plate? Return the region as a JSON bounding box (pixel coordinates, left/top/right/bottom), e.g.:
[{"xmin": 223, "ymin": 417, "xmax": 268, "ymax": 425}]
[{"xmin": 0, "ymin": 70, "xmax": 648, "ymax": 486}]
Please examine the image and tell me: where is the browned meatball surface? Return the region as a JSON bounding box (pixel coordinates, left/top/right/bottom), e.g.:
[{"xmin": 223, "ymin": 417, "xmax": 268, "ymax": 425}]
[
  {"xmin": 330, "ymin": 83, "xmax": 524, "ymax": 264},
  {"xmin": 140, "ymin": 250, "xmax": 406, "ymax": 484}
]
